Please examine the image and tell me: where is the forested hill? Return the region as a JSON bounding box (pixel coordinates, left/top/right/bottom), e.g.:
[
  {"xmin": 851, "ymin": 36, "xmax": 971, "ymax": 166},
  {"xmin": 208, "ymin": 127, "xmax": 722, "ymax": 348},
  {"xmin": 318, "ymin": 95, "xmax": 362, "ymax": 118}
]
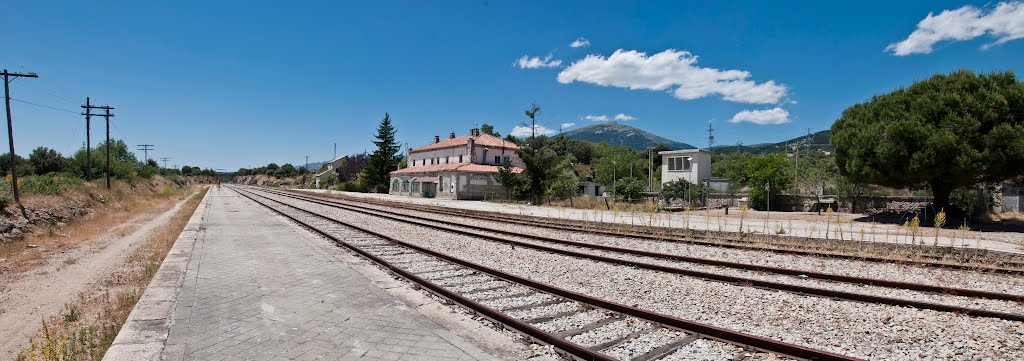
[{"xmin": 712, "ymin": 129, "xmax": 831, "ymax": 154}]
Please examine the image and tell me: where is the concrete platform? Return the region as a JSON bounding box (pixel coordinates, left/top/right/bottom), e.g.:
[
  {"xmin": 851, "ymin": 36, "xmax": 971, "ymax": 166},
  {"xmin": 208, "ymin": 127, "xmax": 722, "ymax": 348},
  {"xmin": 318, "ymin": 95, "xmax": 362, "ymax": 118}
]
[{"xmin": 104, "ymin": 187, "xmax": 497, "ymax": 361}]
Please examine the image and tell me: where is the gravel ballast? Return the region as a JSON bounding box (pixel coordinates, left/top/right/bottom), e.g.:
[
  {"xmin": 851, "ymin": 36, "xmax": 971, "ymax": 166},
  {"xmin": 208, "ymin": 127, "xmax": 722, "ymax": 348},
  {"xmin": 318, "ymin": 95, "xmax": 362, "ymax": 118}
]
[{"xmin": 254, "ymin": 189, "xmax": 1024, "ymax": 360}]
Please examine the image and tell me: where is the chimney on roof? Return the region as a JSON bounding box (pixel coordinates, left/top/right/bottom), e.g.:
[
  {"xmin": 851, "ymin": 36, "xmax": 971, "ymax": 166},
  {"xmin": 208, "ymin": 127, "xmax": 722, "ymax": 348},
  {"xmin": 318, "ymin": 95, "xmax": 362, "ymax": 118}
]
[
  {"xmin": 434, "ymin": 135, "xmax": 440, "ymax": 143},
  {"xmin": 449, "ymin": 132, "xmax": 456, "ymax": 139},
  {"xmin": 470, "ymin": 128, "xmax": 480, "ymax": 137}
]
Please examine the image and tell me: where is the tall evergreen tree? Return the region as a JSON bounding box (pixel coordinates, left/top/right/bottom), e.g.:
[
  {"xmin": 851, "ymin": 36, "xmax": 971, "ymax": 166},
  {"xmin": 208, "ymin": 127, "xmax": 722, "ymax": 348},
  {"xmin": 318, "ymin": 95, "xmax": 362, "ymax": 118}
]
[{"xmin": 361, "ymin": 113, "xmax": 402, "ymax": 193}]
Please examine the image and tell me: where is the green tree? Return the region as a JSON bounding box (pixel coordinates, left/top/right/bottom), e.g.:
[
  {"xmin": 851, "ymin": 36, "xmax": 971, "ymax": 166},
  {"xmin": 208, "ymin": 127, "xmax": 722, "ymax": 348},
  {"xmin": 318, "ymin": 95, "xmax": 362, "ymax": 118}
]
[
  {"xmin": 744, "ymin": 154, "xmax": 791, "ymax": 210},
  {"xmin": 516, "ymin": 135, "xmax": 571, "ymax": 204},
  {"xmin": 360, "ymin": 113, "xmax": 402, "ymax": 193},
  {"xmin": 29, "ymin": 147, "xmax": 64, "ymax": 175},
  {"xmin": 833, "ymin": 70, "xmax": 1024, "ymax": 211},
  {"xmin": 546, "ymin": 158, "xmax": 579, "ymax": 199},
  {"xmin": 612, "ymin": 177, "xmax": 646, "ymax": 200},
  {"xmin": 481, "ymin": 123, "xmax": 500, "ymax": 137},
  {"xmin": 280, "ymin": 163, "xmax": 296, "ymax": 177},
  {"xmin": 0, "ymin": 153, "xmax": 34, "ymax": 177},
  {"xmin": 660, "ymin": 178, "xmax": 705, "ymax": 206},
  {"xmin": 593, "ymin": 143, "xmax": 646, "ymax": 187},
  {"xmin": 494, "ymin": 158, "xmax": 521, "ymax": 200}
]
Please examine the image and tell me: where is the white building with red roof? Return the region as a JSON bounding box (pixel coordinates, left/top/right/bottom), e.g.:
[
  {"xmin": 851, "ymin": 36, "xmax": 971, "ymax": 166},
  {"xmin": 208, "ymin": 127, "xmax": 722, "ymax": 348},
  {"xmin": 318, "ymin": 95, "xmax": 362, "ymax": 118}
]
[{"xmin": 389, "ymin": 128, "xmax": 523, "ymax": 199}]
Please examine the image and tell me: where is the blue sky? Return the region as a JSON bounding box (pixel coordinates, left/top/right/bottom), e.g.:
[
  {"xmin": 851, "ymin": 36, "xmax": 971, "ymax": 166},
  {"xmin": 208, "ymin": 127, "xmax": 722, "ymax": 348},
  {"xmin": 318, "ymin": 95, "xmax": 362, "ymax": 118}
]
[{"xmin": 3, "ymin": 1, "xmax": 1022, "ymax": 170}]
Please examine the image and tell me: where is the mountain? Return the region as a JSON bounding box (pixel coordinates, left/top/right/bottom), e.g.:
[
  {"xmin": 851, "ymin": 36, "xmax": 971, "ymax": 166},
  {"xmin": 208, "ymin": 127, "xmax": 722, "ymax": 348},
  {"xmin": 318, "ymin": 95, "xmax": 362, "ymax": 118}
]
[
  {"xmin": 562, "ymin": 122, "xmax": 695, "ymax": 151},
  {"xmin": 712, "ymin": 129, "xmax": 832, "ymax": 154}
]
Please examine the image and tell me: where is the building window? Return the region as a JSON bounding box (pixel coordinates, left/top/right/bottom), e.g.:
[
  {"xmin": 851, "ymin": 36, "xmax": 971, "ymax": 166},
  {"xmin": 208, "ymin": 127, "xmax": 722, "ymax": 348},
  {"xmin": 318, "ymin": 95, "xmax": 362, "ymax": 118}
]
[
  {"xmin": 401, "ymin": 180, "xmax": 409, "ymax": 191},
  {"xmin": 391, "ymin": 179, "xmax": 400, "ymax": 191},
  {"xmin": 459, "ymin": 155, "xmax": 463, "ymax": 163},
  {"xmin": 412, "ymin": 182, "xmax": 420, "ymax": 192},
  {"xmin": 667, "ymin": 156, "xmax": 691, "ymax": 171},
  {"xmin": 494, "ymin": 156, "xmax": 500, "ymax": 164}
]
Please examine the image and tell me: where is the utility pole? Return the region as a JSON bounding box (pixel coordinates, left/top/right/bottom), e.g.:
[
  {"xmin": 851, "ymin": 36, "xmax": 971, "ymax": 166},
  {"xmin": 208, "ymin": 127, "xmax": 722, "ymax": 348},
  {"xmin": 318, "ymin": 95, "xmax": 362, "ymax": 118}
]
[
  {"xmin": 160, "ymin": 157, "xmax": 170, "ymax": 169},
  {"xmin": 137, "ymin": 144, "xmax": 154, "ymax": 165},
  {"xmin": 2, "ymin": 69, "xmax": 38, "ymax": 219},
  {"xmin": 304, "ymin": 155, "xmax": 309, "ymax": 171},
  {"xmin": 81, "ymin": 97, "xmax": 93, "ymax": 180},
  {"xmin": 333, "ymin": 143, "xmax": 337, "ymax": 160},
  {"xmin": 82, "ymin": 102, "xmax": 114, "ymax": 189}
]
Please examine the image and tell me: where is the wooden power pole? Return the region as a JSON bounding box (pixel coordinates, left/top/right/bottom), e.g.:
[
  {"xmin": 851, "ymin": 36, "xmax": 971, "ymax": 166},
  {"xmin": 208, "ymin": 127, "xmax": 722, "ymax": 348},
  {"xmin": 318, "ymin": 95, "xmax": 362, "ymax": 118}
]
[
  {"xmin": 83, "ymin": 102, "xmax": 114, "ymax": 189},
  {"xmin": 3, "ymin": 69, "xmax": 38, "ymax": 219},
  {"xmin": 137, "ymin": 144, "xmax": 154, "ymax": 165},
  {"xmin": 81, "ymin": 97, "xmax": 93, "ymax": 180}
]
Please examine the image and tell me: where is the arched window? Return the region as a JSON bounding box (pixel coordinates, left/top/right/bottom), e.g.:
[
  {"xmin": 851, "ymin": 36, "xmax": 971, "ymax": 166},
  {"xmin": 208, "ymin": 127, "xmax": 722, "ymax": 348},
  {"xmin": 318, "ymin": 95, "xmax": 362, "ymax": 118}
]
[{"xmin": 391, "ymin": 179, "xmax": 400, "ymax": 191}]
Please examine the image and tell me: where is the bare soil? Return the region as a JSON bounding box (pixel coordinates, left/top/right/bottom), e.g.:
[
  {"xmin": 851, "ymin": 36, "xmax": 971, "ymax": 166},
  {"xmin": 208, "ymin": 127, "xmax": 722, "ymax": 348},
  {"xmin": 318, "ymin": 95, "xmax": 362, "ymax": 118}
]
[{"xmin": 0, "ymin": 189, "xmax": 194, "ymax": 360}]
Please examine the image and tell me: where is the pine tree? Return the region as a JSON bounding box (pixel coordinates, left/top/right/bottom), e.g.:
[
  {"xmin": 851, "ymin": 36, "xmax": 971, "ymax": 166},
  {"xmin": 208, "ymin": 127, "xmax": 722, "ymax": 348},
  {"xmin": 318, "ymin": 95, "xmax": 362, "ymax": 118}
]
[{"xmin": 360, "ymin": 113, "xmax": 402, "ymax": 193}]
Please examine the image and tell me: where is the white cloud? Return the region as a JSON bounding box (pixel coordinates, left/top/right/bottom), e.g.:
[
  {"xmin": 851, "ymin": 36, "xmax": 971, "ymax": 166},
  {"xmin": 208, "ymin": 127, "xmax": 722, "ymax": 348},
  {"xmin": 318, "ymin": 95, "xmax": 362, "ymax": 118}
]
[
  {"xmin": 582, "ymin": 114, "xmax": 609, "ymax": 121},
  {"xmin": 557, "ymin": 49, "xmax": 788, "ymax": 104},
  {"xmin": 559, "ymin": 122, "xmax": 576, "ymax": 130},
  {"xmin": 730, "ymin": 107, "xmax": 790, "ymax": 125},
  {"xmin": 887, "ymin": 2, "xmax": 1024, "ymax": 55},
  {"xmin": 570, "ymin": 37, "xmax": 591, "ymax": 48},
  {"xmin": 515, "ymin": 54, "xmax": 562, "ymax": 69},
  {"xmin": 510, "ymin": 124, "xmax": 556, "ymax": 137},
  {"xmin": 613, "ymin": 113, "xmax": 636, "ymax": 121}
]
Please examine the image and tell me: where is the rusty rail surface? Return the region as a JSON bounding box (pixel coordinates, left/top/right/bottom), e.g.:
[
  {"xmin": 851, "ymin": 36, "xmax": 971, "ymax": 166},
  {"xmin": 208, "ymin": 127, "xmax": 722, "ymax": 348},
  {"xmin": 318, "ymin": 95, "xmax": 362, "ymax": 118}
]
[
  {"xmin": 257, "ymin": 187, "xmax": 1024, "ymax": 322},
  {"xmin": 235, "ymin": 186, "xmax": 860, "ymax": 361}
]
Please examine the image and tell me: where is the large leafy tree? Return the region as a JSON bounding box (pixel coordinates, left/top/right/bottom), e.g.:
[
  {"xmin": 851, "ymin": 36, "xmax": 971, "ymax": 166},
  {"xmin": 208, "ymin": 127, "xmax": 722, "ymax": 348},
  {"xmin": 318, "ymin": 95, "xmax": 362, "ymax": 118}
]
[
  {"xmin": 744, "ymin": 154, "xmax": 791, "ymax": 210},
  {"xmin": 360, "ymin": 113, "xmax": 402, "ymax": 193},
  {"xmin": 29, "ymin": 147, "xmax": 64, "ymax": 175},
  {"xmin": 832, "ymin": 70, "xmax": 1024, "ymax": 211}
]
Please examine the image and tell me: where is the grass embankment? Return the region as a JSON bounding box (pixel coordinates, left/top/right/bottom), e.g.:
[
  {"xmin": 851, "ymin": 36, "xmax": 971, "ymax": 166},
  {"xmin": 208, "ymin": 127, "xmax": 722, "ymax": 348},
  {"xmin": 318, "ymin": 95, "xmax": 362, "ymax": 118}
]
[
  {"xmin": 0, "ymin": 175, "xmax": 189, "ymax": 274},
  {"xmin": 16, "ymin": 187, "xmax": 207, "ymax": 361}
]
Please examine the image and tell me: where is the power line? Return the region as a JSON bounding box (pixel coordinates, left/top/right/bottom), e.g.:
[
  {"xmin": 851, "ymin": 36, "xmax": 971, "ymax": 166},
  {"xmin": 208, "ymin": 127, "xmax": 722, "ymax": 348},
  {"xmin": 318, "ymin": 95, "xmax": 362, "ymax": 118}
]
[{"xmin": 10, "ymin": 98, "xmax": 78, "ymax": 114}]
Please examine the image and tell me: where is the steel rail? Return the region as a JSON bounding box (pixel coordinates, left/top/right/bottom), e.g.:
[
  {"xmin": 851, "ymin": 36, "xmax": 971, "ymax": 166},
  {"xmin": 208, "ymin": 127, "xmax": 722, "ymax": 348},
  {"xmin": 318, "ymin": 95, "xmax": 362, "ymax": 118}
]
[
  {"xmin": 283, "ymin": 189, "xmax": 1024, "ymax": 273},
  {"xmin": 263, "ymin": 188, "xmax": 1024, "ymax": 302},
  {"xmin": 234, "ymin": 186, "xmax": 860, "ymax": 361},
  {"xmin": 232, "ymin": 187, "xmax": 613, "ymax": 361},
  {"xmin": 256, "ymin": 187, "xmax": 1024, "ymax": 322}
]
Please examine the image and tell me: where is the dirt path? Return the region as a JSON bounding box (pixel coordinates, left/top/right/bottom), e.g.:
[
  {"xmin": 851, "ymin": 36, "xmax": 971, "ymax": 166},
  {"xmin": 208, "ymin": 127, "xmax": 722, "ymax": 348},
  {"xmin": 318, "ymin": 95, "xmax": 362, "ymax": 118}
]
[{"xmin": 0, "ymin": 195, "xmax": 192, "ymax": 360}]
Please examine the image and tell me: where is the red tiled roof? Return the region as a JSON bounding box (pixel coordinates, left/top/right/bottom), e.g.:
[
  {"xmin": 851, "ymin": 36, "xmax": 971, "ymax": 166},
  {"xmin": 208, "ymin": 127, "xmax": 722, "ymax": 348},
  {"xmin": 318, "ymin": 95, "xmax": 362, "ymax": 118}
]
[
  {"xmin": 391, "ymin": 163, "xmax": 523, "ymax": 174},
  {"xmin": 411, "ymin": 133, "xmax": 519, "ymax": 153}
]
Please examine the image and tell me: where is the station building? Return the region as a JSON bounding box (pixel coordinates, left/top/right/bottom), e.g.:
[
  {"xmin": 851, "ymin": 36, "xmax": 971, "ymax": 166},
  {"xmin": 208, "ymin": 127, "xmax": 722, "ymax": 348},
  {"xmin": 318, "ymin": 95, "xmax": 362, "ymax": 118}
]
[{"xmin": 389, "ymin": 128, "xmax": 523, "ymax": 200}]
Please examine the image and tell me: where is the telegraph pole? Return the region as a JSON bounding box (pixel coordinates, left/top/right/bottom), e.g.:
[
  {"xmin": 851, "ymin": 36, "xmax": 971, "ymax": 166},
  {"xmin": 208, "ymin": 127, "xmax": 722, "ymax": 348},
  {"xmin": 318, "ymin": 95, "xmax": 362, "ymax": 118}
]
[
  {"xmin": 304, "ymin": 155, "xmax": 309, "ymax": 171},
  {"xmin": 82, "ymin": 102, "xmax": 113, "ymax": 188},
  {"xmin": 81, "ymin": 97, "xmax": 93, "ymax": 180},
  {"xmin": 160, "ymin": 157, "xmax": 170, "ymax": 170},
  {"xmin": 333, "ymin": 143, "xmax": 337, "ymax": 160},
  {"xmin": 137, "ymin": 144, "xmax": 154, "ymax": 165},
  {"xmin": 2, "ymin": 69, "xmax": 38, "ymax": 219}
]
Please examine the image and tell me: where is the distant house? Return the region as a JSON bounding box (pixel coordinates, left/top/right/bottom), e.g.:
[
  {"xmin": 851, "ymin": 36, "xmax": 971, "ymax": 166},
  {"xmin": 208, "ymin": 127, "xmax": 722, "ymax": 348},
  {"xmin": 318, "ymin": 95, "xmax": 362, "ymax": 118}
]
[
  {"xmin": 389, "ymin": 128, "xmax": 523, "ymax": 199},
  {"xmin": 659, "ymin": 149, "xmax": 712, "ymax": 185},
  {"xmin": 313, "ymin": 155, "xmax": 347, "ymax": 187}
]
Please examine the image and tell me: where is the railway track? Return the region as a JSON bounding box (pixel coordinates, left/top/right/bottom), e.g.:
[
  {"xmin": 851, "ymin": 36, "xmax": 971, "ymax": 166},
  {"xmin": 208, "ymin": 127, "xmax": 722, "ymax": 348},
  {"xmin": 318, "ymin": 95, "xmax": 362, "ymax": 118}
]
[
  {"xmin": 232, "ymin": 186, "xmax": 859, "ymax": 361},
  {"xmin": 253, "ymin": 187, "xmax": 1024, "ymax": 322},
  {"xmin": 280, "ymin": 189, "xmax": 1024, "ymax": 273}
]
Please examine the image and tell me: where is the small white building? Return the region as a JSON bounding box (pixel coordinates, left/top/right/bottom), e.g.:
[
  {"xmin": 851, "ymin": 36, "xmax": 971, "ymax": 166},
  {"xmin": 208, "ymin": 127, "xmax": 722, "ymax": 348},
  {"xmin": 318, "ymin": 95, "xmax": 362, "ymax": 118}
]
[
  {"xmin": 313, "ymin": 155, "xmax": 348, "ymax": 187},
  {"xmin": 659, "ymin": 149, "xmax": 711, "ymax": 185}
]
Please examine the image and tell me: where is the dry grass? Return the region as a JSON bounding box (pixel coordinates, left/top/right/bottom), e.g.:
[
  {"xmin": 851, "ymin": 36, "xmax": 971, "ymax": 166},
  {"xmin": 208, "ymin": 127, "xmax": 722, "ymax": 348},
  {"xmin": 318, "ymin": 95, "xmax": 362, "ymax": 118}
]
[
  {"xmin": 0, "ymin": 178, "xmax": 188, "ymax": 275},
  {"xmin": 16, "ymin": 187, "xmax": 207, "ymax": 361}
]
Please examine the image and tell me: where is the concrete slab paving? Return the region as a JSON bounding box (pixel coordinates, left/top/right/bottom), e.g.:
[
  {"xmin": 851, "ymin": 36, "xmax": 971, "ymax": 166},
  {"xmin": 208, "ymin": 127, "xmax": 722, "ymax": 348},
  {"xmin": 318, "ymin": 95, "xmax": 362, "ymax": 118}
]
[{"xmin": 106, "ymin": 187, "xmax": 499, "ymax": 361}]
